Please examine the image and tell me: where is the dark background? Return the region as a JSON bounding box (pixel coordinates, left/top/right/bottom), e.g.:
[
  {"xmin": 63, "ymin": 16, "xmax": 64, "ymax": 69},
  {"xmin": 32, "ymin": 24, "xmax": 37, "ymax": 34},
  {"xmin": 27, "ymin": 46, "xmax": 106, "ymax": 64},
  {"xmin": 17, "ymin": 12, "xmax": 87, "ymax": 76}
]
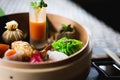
[{"xmin": 71, "ymin": 0, "xmax": 120, "ymax": 32}]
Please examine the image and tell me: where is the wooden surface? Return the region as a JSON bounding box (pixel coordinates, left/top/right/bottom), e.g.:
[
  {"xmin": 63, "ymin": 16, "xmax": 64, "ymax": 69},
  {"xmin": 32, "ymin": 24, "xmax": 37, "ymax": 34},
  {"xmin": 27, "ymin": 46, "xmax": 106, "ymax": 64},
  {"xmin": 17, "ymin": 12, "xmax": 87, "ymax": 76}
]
[{"xmin": 0, "ymin": 0, "xmax": 120, "ymax": 58}]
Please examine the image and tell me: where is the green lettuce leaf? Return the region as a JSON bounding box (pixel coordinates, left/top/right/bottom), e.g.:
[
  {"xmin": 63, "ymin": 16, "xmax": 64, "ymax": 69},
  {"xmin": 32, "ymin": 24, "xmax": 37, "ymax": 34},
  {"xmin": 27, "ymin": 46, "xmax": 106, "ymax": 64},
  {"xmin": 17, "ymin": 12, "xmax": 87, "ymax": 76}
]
[
  {"xmin": 52, "ymin": 37, "xmax": 83, "ymax": 56},
  {"xmin": 0, "ymin": 8, "xmax": 5, "ymax": 16}
]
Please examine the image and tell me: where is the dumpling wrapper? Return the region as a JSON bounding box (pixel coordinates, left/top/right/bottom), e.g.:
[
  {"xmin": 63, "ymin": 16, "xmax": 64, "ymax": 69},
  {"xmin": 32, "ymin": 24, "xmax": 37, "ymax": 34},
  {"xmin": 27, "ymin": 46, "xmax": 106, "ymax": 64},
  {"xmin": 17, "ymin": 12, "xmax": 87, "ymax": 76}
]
[{"xmin": 47, "ymin": 50, "xmax": 68, "ymax": 61}]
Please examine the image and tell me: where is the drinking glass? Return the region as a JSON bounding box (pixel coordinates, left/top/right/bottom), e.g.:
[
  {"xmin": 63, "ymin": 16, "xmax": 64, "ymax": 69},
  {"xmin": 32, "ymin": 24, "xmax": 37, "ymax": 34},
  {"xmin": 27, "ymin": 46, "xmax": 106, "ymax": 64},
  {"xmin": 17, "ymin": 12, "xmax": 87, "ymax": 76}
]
[{"xmin": 29, "ymin": 3, "xmax": 46, "ymax": 49}]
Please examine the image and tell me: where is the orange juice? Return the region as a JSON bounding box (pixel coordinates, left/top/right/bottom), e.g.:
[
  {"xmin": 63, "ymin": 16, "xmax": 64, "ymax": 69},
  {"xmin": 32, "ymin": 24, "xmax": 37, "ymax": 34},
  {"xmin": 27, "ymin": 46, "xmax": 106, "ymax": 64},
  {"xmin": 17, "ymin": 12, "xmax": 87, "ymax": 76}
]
[
  {"xmin": 30, "ymin": 21, "xmax": 46, "ymax": 41},
  {"xmin": 29, "ymin": 5, "xmax": 47, "ymax": 49}
]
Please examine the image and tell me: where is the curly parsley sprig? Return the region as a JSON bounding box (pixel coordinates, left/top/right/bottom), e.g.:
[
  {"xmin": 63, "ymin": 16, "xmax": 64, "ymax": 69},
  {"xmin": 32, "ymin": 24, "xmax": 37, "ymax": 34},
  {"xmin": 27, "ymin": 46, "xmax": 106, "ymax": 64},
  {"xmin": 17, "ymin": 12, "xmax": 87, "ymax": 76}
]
[
  {"xmin": 60, "ymin": 24, "xmax": 73, "ymax": 32},
  {"xmin": 31, "ymin": 0, "xmax": 47, "ymax": 8}
]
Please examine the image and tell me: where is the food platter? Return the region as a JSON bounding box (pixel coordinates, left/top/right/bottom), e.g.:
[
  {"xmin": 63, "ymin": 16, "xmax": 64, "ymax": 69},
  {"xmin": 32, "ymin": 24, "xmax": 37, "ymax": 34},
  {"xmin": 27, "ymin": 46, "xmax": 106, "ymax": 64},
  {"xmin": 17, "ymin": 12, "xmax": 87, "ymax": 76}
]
[{"xmin": 0, "ymin": 13, "xmax": 91, "ymax": 80}]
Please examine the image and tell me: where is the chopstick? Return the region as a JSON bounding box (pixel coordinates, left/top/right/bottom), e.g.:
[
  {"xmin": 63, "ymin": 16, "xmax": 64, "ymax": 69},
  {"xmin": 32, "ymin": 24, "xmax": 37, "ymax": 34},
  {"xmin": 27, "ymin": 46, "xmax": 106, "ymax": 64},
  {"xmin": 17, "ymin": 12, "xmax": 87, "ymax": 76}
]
[{"xmin": 104, "ymin": 48, "xmax": 120, "ymax": 66}]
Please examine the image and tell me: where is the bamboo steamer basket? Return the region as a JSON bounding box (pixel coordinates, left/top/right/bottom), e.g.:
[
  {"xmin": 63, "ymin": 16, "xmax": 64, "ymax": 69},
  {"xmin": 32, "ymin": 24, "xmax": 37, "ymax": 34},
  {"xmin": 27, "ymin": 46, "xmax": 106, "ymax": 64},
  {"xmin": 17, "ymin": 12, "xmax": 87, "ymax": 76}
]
[{"xmin": 0, "ymin": 13, "xmax": 92, "ymax": 80}]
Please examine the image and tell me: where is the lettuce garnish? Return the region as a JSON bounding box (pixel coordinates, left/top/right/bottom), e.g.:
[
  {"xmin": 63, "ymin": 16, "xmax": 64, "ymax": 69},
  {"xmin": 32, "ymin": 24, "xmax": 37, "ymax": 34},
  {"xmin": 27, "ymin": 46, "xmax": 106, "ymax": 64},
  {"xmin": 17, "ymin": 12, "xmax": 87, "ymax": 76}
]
[
  {"xmin": 52, "ymin": 37, "xmax": 83, "ymax": 56},
  {"xmin": 31, "ymin": 0, "xmax": 47, "ymax": 8}
]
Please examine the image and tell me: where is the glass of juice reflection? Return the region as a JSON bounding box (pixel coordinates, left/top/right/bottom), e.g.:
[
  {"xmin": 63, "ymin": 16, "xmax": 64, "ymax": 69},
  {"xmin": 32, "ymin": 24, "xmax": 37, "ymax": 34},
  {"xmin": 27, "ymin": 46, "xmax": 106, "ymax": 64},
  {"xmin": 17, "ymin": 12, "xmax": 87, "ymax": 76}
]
[{"xmin": 29, "ymin": 0, "xmax": 47, "ymax": 49}]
